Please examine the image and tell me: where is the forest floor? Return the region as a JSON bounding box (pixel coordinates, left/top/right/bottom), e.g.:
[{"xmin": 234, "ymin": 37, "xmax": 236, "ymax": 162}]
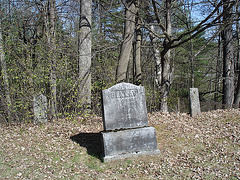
[{"xmin": 0, "ymin": 109, "xmax": 240, "ymax": 179}]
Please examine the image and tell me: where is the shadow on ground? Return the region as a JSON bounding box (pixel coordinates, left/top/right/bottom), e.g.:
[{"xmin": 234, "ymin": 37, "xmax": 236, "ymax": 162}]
[{"xmin": 70, "ymin": 133, "xmax": 103, "ymax": 161}]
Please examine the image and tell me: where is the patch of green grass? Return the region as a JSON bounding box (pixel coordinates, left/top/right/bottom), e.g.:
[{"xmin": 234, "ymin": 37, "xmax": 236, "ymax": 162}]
[
  {"xmin": 52, "ymin": 155, "xmax": 61, "ymax": 162},
  {"xmin": 72, "ymin": 153, "xmax": 84, "ymax": 163},
  {"xmin": 85, "ymin": 156, "xmax": 105, "ymax": 172}
]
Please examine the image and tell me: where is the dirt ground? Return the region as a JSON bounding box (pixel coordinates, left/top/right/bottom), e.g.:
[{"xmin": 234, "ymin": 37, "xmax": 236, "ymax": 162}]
[{"xmin": 1, "ymin": 109, "xmax": 239, "ymax": 179}]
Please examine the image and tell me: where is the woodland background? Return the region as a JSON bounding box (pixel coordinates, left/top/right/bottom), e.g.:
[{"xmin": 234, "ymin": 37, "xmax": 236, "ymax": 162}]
[{"xmin": 0, "ymin": 0, "xmax": 239, "ymax": 123}]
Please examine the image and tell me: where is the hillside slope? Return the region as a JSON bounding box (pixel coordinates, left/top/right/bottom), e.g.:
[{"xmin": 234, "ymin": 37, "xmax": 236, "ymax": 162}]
[{"xmin": 1, "ymin": 109, "xmax": 239, "ymax": 179}]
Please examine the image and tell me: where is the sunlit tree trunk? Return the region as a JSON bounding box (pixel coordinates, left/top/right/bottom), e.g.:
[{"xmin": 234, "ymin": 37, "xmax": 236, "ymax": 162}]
[
  {"xmin": 150, "ymin": 25, "xmax": 162, "ymax": 88},
  {"xmin": 116, "ymin": 0, "xmax": 136, "ymax": 82},
  {"xmin": 222, "ymin": 0, "xmax": 235, "ymax": 109},
  {"xmin": 79, "ymin": 0, "xmax": 92, "ymax": 111},
  {"xmin": 45, "ymin": 0, "xmax": 57, "ymax": 119},
  {"xmin": 50, "ymin": 0, "xmax": 57, "ymax": 118},
  {"xmin": 160, "ymin": 0, "xmax": 172, "ymax": 112},
  {"xmin": 0, "ymin": 20, "xmax": 12, "ymax": 123}
]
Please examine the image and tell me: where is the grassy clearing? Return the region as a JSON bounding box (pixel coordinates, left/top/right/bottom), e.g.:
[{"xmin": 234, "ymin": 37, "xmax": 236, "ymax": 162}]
[{"xmin": 0, "ymin": 109, "xmax": 239, "ymax": 179}]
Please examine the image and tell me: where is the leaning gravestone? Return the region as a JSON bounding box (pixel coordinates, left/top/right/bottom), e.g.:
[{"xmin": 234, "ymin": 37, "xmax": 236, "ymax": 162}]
[
  {"xmin": 101, "ymin": 83, "xmax": 160, "ymax": 162},
  {"xmin": 33, "ymin": 93, "xmax": 48, "ymax": 123},
  {"xmin": 189, "ymin": 88, "xmax": 201, "ymax": 117}
]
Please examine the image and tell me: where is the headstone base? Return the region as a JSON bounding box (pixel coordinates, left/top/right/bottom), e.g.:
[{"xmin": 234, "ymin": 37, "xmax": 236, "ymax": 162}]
[{"xmin": 101, "ymin": 127, "xmax": 160, "ymax": 162}]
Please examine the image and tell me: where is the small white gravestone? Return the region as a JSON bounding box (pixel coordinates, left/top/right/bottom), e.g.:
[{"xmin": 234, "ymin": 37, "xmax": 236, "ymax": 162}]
[
  {"xmin": 33, "ymin": 93, "xmax": 47, "ymax": 123},
  {"xmin": 189, "ymin": 88, "xmax": 201, "ymax": 117}
]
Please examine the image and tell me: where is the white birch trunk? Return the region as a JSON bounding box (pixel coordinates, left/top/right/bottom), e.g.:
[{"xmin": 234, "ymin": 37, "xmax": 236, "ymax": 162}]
[{"xmin": 150, "ymin": 25, "xmax": 162, "ymax": 87}]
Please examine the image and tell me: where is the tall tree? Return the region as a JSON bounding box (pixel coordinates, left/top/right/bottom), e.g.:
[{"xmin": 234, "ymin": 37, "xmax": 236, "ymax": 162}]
[
  {"xmin": 149, "ymin": 24, "xmax": 162, "ymax": 90},
  {"xmin": 116, "ymin": 0, "xmax": 137, "ymax": 82},
  {"xmin": 79, "ymin": 0, "xmax": 92, "ymax": 111},
  {"xmin": 233, "ymin": 0, "xmax": 240, "ymax": 108},
  {"xmin": 160, "ymin": 0, "xmax": 172, "ymax": 112},
  {"xmin": 133, "ymin": 0, "xmax": 142, "ymax": 85},
  {"xmin": 46, "ymin": 0, "xmax": 57, "ymax": 118},
  {"xmin": 0, "ymin": 18, "xmax": 12, "ymax": 123},
  {"xmin": 221, "ymin": 0, "xmax": 235, "ymax": 109}
]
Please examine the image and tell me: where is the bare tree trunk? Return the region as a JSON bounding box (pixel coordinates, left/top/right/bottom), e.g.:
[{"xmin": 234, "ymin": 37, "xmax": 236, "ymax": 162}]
[
  {"xmin": 133, "ymin": 8, "xmax": 141, "ymax": 85},
  {"xmin": 160, "ymin": 0, "xmax": 172, "ymax": 112},
  {"xmin": 215, "ymin": 32, "xmax": 222, "ymax": 109},
  {"xmin": 49, "ymin": 0, "xmax": 57, "ymax": 118},
  {"xmin": 116, "ymin": 0, "xmax": 136, "ymax": 82},
  {"xmin": 150, "ymin": 25, "xmax": 162, "ymax": 88},
  {"xmin": 45, "ymin": 0, "xmax": 57, "ymax": 119},
  {"xmin": 0, "ymin": 20, "xmax": 12, "ymax": 123},
  {"xmin": 222, "ymin": 0, "xmax": 235, "ymax": 109},
  {"xmin": 233, "ymin": 1, "xmax": 240, "ymax": 108},
  {"xmin": 150, "ymin": 0, "xmax": 172, "ymax": 112},
  {"xmin": 79, "ymin": 0, "xmax": 92, "ymax": 111},
  {"xmin": 190, "ymin": 39, "xmax": 194, "ymax": 88}
]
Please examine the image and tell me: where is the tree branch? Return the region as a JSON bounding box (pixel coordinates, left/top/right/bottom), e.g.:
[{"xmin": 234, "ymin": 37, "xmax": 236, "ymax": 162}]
[
  {"xmin": 170, "ymin": 1, "xmax": 236, "ymax": 49},
  {"xmin": 171, "ymin": 1, "xmax": 223, "ymax": 44},
  {"xmin": 152, "ymin": 0, "xmax": 171, "ymax": 41}
]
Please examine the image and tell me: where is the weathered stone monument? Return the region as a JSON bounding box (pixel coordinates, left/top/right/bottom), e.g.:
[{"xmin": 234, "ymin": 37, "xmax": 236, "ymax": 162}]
[
  {"xmin": 33, "ymin": 93, "xmax": 47, "ymax": 123},
  {"xmin": 101, "ymin": 83, "xmax": 160, "ymax": 161},
  {"xmin": 189, "ymin": 88, "xmax": 201, "ymax": 117}
]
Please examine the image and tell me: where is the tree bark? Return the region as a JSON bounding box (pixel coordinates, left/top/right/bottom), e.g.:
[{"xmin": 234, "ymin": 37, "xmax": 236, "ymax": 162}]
[
  {"xmin": 221, "ymin": 0, "xmax": 235, "ymax": 109},
  {"xmin": 233, "ymin": 1, "xmax": 240, "ymax": 108},
  {"xmin": 190, "ymin": 39, "xmax": 194, "ymax": 88},
  {"xmin": 150, "ymin": 25, "xmax": 162, "ymax": 88},
  {"xmin": 160, "ymin": 0, "xmax": 172, "ymax": 113},
  {"xmin": 214, "ymin": 32, "xmax": 222, "ymax": 109},
  {"xmin": 0, "ymin": 20, "xmax": 12, "ymax": 123},
  {"xmin": 116, "ymin": 0, "xmax": 136, "ymax": 82},
  {"xmin": 133, "ymin": 8, "xmax": 141, "ymax": 85},
  {"xmin": 79, "ymin": 0, "xmax": 92, "ymax": 111},
  {"xmin": 48, "ymin": 0, "xmax": 57, "ymax": 118}
]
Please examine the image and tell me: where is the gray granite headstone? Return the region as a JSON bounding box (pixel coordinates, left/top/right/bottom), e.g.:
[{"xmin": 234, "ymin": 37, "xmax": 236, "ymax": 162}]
[
  {"xmin": 33, "ymin": 93, "xmax": 47, "ymax": 123},
  {"xmin": 102, "ymin": 127, "xmax": 159, "ymax": 162},
  {"xmin": 101, "ymin": 83, "xmax": 160, "ymax": 162},
  {"xmin": 102, "ymin": 83, "xmax": 148, "ymax": 131},
  {"xmin": 189, "ymin": 88, "xmax": 201, "ymax": 117}
]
